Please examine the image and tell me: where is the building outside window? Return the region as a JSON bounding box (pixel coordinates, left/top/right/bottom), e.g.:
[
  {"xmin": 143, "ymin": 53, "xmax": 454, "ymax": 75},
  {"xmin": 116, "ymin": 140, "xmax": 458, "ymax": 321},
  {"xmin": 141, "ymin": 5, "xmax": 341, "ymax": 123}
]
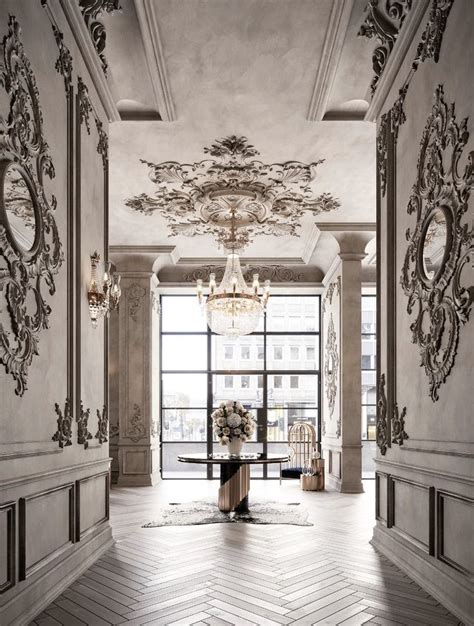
[
  {"xmin": 274, "ymin": 375, "xmax": 283, "ymax": 389},
  {"xmin": 290, "ymin": 346, "xmax": 299, "ymax": 360},
  {"xmin": 241, "ymin": 375, "xmax": 250, "ymax": 388},
  {"xmin": 241, "ymin": 346, "xmax": 250, "ymax": 359},
  {"xmin": 224, "ymin": 375, "xmax": 233, "ymax": 388},
  {"xmin": 257, "ymin": 345, "xmax": 264, "ymax": 360},
  {"xmin": 257, "ymin": 375, "xmax": 263, "ymax": 388},
  {"xmin": 290, "ymin": 375, "xmax": 299, "ymax": 389},
  {"xmin": 306, "ymin": 346, "xmax": 315, "ymax": 360},
  {"xmin": 273, "ymin": 346, "xmax": 283, "ymax": 360},
  {"xmin": 224, "ymin": 345, "xmax": 233, "ymax": 360}
]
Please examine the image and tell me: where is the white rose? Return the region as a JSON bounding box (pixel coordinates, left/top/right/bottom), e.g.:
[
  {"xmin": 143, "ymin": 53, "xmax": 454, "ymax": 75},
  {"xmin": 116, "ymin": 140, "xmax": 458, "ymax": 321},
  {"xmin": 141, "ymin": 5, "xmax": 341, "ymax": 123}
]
[
  {"xmin": 217, "ymin": 417, "xmax": 225, "ymax": 427},
  {"xmin": 234, "ymin": 428, "xmax": 241, "ymax": 435},
  {"xmin": 236, "ymin": 402, "xmax": 243, "ymax": 410},
  {"xmin": 244, "ymin": 424, "xmax": 252, "ymax": 434},
  {"xmin": 220, "ymin": 402, "xmax": 225, "ymax": 408},
  {"xmin": 240, "ymin": 435, "xmax": 247, "ymax": 441},
  {"xmin": 223, "ymin": 427, "xmax": 230, "ymax": 435},
  {"xmin": 227, "ymin": 413, "xmax": 242, "ymax": 427},
  {"xmin": 225, "ymin": 400, "xmax": 234, "ymax": 408}
]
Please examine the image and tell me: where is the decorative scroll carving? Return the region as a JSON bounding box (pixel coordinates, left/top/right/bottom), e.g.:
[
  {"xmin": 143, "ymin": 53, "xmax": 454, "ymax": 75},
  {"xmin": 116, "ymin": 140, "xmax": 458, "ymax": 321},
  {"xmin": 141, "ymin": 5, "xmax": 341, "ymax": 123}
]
[
  {"xmin": 324, "ymin": 313, "xmax": 339, "ymax": 419},
  {"xmin": 109, "ymin": 423, "xmax": 119, "ymax": 439},
  {"xmin": 52, "ymin": 399, "xmax": 73, "ymax": 448},
  {"xmin": 150, "ymin": 290, "xmax": 160, "ymax": 315},
  {"xmin": 182, "ymin": 264, "xmax": 305, "ymax": 284},
  {"xmin": 41, "ymin": 2, "xmax": 73, "ymax": 93},
  {"xmin": 322, "ymin": 275, "xmax": 341, "ymax": 313},
  {"xmin": 78, "ymin": 77, "xmax": 109, "ymax": 168},
  {"xmin": 401, "ymin": 85, "xmax": 474, "ymax": 401},
  {"xmin": 392, "ymin": 403, "xmax": 408, "ymax": 445},
  {"xmin": 95, "ymin": 117, "xmax": 108, "ymax": 167},
  {"xmin": 413, "ymin": 0, "xmax": 454, "ymax": 67},
  {"xmin": 95, "ymin": 405, "xmax": 108, "ymax": 444},
  {"xmin": 0, "ymin": 16, "xmax": 63, "ymax": 395},
  {"xmin": 128, "ymin": 403, "xmax": 146, "ymax": 443},
  {"xmin": 151, "ymin": 419, "xmax": 159, "ymax": 438},
  {"xmin": 376, "ymin": 373, "xmax": 389, "ymax": 455},
  {"xmin": 77, "ymin": 401, "xmax": 93, "ymax": 448},
  {"xmin": 127, "ymin": 283, "xmax": 146, "ymax": 322},
  {"xmin": 125, "ymin": 135, "xmax": 340, "ymax": 248},
  {"xmin": 79, "ymin": 0, "xmax": 121, "ymax": 76},
  {"xmin": 358, "ymin": 0, "xmax": 412, "ymax": 95}
]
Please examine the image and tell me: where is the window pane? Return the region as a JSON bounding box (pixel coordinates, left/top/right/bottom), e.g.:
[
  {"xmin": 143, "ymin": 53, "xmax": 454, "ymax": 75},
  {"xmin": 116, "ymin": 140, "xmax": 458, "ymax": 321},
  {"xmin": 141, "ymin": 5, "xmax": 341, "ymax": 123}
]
[
  {"xmin": 362, "ymin": 296, "xmax": 377, "ymax": 333},
  {"xmin": 267, "ymin": 408, "xmax": 318, "ymax": 441},
  {"xmin": 362, "ymin": 370, "xmax": 376, "ymax": 404},
  {"xmin": 268, "ymin": 374, "xmax": 318, "ymax": 407},
  {"xmin": 162, "ymin": 335, "xmax": 207, "ymax": 370},
  {"xmin": 211, "ymin": 335, "xmax": 263, "ymax": 370},
  {"xmin": 161, "ymin": 296, "xmax": 207, "ymax": 332},
  {"xmin": 257, "ymin": 345, "xmax": 264, "ymax": 360},
  {"xmin": 162, "ymin": 374, "xmax": 207, "ymax": 407},
  {"xmin": 266, "ymin": 335, "xmax": 319, "ymax": 370},
  {"xmin": 162, "ymin": 409, "xmax": 207, "ymax": 441},
  {"xmin": 162, "ymin": 443, "xmax": 207, "ymax": 478},
  {"xmin": 362, "ymin": 405, "xmax": 377, "ymax": 440},
  {"xmin": 290, "ymin": 375, "xmax": 299, "ymax": 389},
  {"xmin": 267, "ymin": 297, "xmax": 319, "ymax": 332},
  {"xmin": 212, "ymin": 375, "xmax": 263, "ymax": 407}
]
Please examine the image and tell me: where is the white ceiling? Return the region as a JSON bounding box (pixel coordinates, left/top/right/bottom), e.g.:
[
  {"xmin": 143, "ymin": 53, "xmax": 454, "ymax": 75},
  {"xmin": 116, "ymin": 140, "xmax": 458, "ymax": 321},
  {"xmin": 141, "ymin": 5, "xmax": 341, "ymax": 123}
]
[{"xmin": 106, "ymin": 0, "xmax": 376, "ymax": 275}]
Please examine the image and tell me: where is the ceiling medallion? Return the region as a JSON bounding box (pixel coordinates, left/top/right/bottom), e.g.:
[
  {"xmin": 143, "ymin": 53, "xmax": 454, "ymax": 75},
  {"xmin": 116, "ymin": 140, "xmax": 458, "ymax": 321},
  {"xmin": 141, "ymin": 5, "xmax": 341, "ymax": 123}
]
[{"xmin": 125, "ymin": 135, "xmax": 341, "ymax": 249}]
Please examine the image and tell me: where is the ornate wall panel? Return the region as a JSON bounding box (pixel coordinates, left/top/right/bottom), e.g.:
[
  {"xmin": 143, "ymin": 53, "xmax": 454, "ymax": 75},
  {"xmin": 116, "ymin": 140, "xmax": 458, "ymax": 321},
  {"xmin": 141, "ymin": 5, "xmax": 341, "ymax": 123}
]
[
  {"xmin": 0, "ymin": 501, "xmax": 15, "ymax": 594},
  {"xmin": 0, "ymin": 16, "xmax": 63, "ymax": 395}
]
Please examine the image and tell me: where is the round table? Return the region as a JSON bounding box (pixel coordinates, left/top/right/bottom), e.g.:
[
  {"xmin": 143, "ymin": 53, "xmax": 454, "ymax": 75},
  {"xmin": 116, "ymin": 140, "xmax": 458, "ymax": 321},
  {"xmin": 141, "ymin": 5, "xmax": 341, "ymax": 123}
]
[{"xmin": 177, "ymin": 452, "xmax": 289, "ymax": 512}]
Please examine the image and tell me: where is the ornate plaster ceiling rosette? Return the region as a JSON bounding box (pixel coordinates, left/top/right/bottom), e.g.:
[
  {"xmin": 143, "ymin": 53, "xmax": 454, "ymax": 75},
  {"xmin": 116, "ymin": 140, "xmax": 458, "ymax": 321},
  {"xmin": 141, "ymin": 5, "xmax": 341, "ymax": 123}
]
[{"xmin": 125, "ymin": 135, "xmax": 341, "ymax": 249}]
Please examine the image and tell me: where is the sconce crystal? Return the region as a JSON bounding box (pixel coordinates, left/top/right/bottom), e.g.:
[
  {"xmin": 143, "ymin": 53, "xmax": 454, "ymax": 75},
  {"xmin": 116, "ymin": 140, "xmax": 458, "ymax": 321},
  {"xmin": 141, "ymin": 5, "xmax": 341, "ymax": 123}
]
[{"xmin": 88, "ymin": 251, "xmax": 121, "ymax": 328}]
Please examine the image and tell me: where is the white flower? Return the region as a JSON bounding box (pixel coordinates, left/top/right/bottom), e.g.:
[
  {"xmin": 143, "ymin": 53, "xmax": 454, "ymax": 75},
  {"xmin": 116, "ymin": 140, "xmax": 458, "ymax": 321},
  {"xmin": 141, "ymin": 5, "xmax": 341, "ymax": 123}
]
[
  {"xmin": 227, "ymin": 413, "xmax": 242, "ymax": 427},
  {"xmin": 236, "ymin": 402, "xmax": 243, "ymax": 411},
  {"xmin": 225, "ymin": 400, "xmax": 234, "ymax": 409},
  {"xmin": 223, "ymin": 427, "xmax": 230, "ymax": 435},
  {"xmin": 220, "ymin": 402, "xmax": 225, "ymax": 408},
  {"xmin": 216, "ymin": 417, "xmax": 225, "ymax": 427},
  {"xmin": 240, "ymin": 435, "xmax": 247, "ymax": 441},
  {"xmin": 244, "ymin": 424, "xmax": 252, "ymax": 434},
  {"xmin": 221, "ymin": 436, "xmax": 229, "ymax": 444},
  {"xmin": 234, "ymin": 428, "xmax": 241, "ymax": 435}
]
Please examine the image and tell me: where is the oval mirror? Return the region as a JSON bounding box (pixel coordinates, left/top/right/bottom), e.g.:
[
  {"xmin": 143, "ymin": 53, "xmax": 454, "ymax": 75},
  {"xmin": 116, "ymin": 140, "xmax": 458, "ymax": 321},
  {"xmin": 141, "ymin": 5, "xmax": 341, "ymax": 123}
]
[
  {"xmin": 422, "ymin": 208, "xmax": 447, "ymax": 282},
  {"xmin": 2, "ymin": 162, "xmax": 37, "ymax": 252}
]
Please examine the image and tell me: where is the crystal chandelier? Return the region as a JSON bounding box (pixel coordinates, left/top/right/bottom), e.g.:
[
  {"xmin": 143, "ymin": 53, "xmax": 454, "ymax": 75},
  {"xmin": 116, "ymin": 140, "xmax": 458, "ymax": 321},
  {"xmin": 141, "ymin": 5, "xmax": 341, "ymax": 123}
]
[
  {"xmin": 196, "ymin": 209, "xmax": 270, "ymax": 336},
  {"xmin": 88, "ymin": 251, "xmax": 121, "ymax": 328}
]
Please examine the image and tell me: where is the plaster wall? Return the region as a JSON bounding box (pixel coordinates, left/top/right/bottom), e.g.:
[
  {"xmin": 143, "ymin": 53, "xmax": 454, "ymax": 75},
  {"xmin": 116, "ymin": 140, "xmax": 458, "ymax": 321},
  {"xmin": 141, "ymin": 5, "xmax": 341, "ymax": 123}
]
[
  {"xmin": 0, "ymin": 2, "xmax": 112, "ymax": 622},
  {"xmin": 373, "ymin": 1, "xmax": 474, "ymax": 622}
]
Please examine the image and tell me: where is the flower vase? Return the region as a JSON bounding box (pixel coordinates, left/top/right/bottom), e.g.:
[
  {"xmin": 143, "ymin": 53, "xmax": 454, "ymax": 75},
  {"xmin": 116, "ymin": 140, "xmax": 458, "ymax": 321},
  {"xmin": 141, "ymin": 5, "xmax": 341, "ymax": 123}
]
[{"xmin": 227, "ymin": 438, "xmax": 243, "ymax": 456}]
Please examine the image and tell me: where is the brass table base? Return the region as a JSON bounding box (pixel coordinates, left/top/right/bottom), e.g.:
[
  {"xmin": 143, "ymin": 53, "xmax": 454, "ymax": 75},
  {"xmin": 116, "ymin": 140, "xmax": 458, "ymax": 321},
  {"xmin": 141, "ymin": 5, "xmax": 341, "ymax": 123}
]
[{"xmin": 218, "ymin": 463, "xmax": 250, "ymax": 512}]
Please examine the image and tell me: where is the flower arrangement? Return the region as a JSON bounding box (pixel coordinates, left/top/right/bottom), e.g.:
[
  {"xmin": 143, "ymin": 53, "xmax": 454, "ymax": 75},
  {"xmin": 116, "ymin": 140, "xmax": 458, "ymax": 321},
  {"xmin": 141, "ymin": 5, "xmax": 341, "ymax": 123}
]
[{"xmin": 211, "ymin": 400, "xmax": 255, "ymax": 445}]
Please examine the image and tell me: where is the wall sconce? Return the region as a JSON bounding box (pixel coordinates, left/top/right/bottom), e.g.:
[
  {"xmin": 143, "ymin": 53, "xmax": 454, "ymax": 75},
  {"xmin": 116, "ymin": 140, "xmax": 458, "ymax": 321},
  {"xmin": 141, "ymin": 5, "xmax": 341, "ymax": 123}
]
[{"xmin": 88, "ymin": 251, "xmax": 121, "ymax": 328}]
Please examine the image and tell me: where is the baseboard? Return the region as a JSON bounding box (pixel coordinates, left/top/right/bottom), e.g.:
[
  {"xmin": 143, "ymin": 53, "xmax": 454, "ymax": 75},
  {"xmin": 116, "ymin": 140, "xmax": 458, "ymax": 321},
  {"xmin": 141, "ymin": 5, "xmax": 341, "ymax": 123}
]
[
  {"xmin": 372, "ymin": 525, "xmax": 473, "ymax": 624},
  {"xmin": 1, "ymin": 524, "xmax": 114, "ymax": 626}
]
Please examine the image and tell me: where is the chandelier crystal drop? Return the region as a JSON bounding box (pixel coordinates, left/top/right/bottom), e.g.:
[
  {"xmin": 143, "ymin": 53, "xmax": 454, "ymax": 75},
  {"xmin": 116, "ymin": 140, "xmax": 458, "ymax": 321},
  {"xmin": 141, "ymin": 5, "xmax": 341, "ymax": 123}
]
[{"xmin": 196, "ymin": 209, "xmax": 270, "ymax": 336}]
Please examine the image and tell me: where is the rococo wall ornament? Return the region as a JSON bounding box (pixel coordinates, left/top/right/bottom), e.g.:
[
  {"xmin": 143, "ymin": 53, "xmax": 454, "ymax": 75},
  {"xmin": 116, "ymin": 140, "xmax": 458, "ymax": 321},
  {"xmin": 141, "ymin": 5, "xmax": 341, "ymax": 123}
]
[
  {"xmin": 324, "ymin": 313, "xmax": 339, "ymax": 419},
  {"xmin": 400, "ymin": 85, "xmax": 474, "ymax": 401},
  {"xmin": 0, "ymin": 16, "xmax": 63, "ymax": 395},
  {"xmin": 125, "ymin": 135, "xmax": 340, "ymax": 249}
]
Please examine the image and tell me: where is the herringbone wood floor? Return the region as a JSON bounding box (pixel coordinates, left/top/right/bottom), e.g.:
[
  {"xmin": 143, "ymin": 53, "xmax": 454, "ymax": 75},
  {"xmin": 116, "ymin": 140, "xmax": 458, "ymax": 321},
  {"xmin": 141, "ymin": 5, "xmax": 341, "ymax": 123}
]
[{"xmin": 32, "ymin": 480, "xmax": 460, "ymax": 625}]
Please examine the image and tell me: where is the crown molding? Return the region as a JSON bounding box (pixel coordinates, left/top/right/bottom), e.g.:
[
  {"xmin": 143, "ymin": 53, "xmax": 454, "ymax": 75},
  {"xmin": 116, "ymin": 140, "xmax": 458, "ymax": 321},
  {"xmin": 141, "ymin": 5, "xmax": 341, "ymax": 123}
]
[
  {"xmin": 322, "ymin": 254, "xmax": 341, "ymax": 286},
  {"xmin": 315, "ymin": 222, "xmax": 376, "ymax": 232},
  {"xmin": 109, "ymin": 245, "xmax": 176, "ymax": 255},
  {"xmin": 364, "ymin": 0, "xmax": 430, "ymax": 122},
  {"xmin": 301, "ymin": 224, "xmax": 322, "ymax": 264},
  {"xmin": 176, "ymin": 256, "xmax": 306, "ymax": 266},
  {"xmin": 133, "ymin": 0, "xmax": 176, "ymax": 121},
  {"xmin": 58, "ymin": 0, "xmax": 120, "ymax": 121},
  {"xmin": 307, "ymin": 0, "xmax": 354, "ymax": 121}
]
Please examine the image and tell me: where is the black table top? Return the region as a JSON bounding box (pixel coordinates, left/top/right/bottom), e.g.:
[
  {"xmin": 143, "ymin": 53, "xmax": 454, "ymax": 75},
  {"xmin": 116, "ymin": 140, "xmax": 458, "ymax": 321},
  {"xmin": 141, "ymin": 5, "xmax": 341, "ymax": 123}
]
[{"xmin": 177, "ymin": 452, "xmax": 290, "ymax": 465}]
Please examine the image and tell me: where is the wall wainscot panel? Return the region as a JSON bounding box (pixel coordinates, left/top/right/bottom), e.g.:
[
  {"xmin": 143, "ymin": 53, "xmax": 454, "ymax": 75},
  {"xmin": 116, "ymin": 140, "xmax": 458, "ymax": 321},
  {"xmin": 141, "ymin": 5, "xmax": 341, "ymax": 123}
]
[
  {"xmin": 437, "ymin": 490, "xmax": 474, "ymax": 576},
  {"xmin": 0, "ymin": 501, "xmax": 15, "ymax": 593},
  {"xmin": 389, "ymin": 476, "xmax": 434, "ymax": 555},
  {"xmin": 19, "ymin": 484, "xmax": 75, "ymax": 580},
  {"xmin": 375, "ymin": 471, "xmax": 388, "ymax": 524},
  {"xmin": 76, "ymin": 472, "xmax": 109, "ymax": 541}
]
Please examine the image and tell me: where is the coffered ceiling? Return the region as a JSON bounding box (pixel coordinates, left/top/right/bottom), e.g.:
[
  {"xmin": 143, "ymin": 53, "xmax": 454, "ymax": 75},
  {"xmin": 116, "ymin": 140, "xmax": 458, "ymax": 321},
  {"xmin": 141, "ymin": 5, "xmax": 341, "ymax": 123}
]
[{"xmin": 105, "ymin": 0, "xmax": 377, "ymax": 279}]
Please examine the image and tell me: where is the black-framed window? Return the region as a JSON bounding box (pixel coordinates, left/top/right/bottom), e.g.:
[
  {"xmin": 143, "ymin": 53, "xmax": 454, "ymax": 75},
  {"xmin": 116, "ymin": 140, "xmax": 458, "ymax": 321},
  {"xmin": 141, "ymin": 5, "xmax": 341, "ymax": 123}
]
[
  {"xmin": 361, "ymin": 295, "xmax": 376, "ymax": 442},
  {"xmin": 160, "ymin": 294, "xmax": 321, "ymax": 479}
]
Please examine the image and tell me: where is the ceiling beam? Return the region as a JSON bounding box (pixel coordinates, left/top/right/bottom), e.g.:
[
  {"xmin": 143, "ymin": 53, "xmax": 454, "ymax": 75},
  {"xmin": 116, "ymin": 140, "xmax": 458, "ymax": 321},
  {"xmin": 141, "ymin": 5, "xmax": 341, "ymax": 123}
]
[
  {"xmin": 133, "ymin": 0, "xmax": 176, "ymax": 121},
  {"xmin": 307, "ymin": 0, "xmax": 354, "ymax": 121}
]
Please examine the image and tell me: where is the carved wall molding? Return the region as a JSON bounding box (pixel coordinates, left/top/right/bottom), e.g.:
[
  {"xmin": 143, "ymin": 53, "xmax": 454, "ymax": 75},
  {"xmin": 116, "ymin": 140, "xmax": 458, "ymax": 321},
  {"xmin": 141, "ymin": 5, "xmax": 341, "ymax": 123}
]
[
  {"xmin": 109, "ymin": 423, "xmax": 119, "ymax": 439},
  {"xmin": 401, "ymin": 85, "xmax": 474, "ymax": 401},
  {"xmin": 52, "ymin": 399, "xmax": 73, "ymax": 449},
  {"xmin": 322, "ymin": 275, "xmax": 341, "ymax": 313},
  {"xmin": 125, "ymin": 135, "xmax": 340, "ymax": 249},
  {"xmin": 95, "ymin": 404, "xmax": 108, "ymax": 443},
  {"xmin": 413, "ymin": 0, "xmax": 454, "ymax": 67},
  {"xmin": 392, "ymin": 402, "xmax": 408, "ymax": 445},
  {"xmin": 78, "ymin": 0, "xmax": 121, "ymax": 76},
  {"xmin": 182, "ymin": 264, "xmax": 305, "ymax": 284},
  {"xmin": 358, "ymin": 0, "xmax": 413, "ymax": 96},
  {"xmin": 376, "ymin": 373, "xmax": 389, "ymax": 455},
  {"xmin": 77, "ymin": 401, "xmax": 93, "ymax": 448},
  {"xmin": 77, "ymin": 76, "xmax": 109, "ymax": 167},
  {"xmin": 128, "ymin": 403, "xmax": 146, "ymax": 443},
  {"xmin": 324, "ymin": 313, "xmax": 339, "ymax": 420},
  {"xmin": 0, "ymin": 16, "xmax": 64, "ymax": 395},
  {"xmin": 127, "ymin": 283, "xmax": 147, "ymax": 322},
  {"xmin": 41, "ymin": 1, "xmax": 74, "ymax": 94}
]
